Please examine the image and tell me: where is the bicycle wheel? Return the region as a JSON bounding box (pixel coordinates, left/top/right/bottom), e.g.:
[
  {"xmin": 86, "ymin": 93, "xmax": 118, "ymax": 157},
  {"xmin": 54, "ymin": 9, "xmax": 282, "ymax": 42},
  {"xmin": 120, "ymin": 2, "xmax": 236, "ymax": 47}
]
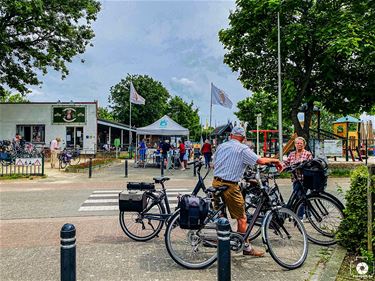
[
  {"xmin": 262, "ymin": 207, "xmax": 308, "ymax": 270},
  {"xmin": 119, "ymin": 193, "xmax": 165, "ymax": 241},
  {"xmin": 165, "ymin": 210, "xmax": 217, "ymax": 269},
  {"xmin": 71, "ymin": 154, "xmax": 81, "ymax": 165},
  {"xmin": 295, "ymin": 194, "xmax": 344, "ymax": 246},
  {"xmin": 59, "ymin": 157, "xmax": 67, "ymax": 169}
]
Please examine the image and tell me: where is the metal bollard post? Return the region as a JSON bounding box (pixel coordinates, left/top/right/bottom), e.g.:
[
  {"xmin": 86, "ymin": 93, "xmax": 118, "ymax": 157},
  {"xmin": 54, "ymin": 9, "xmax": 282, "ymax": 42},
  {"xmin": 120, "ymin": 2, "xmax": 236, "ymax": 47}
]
[
  {"xmin": 161, "ymin": 156, "xmax": 164, "ymax": 177},
  {"xmin": 217, "ymin": 217, "xmax": 231, "ymax": 281},
  {"xmin": 88, "ymin": 157, "xmax": 92, "ymax": 178},
  {"xmin": 125, "ymin": 159, "xmax": 128, "ymax": 178},
  {"xmin": 60, "ymin": 223, "xmax": 76, "ymax": 281},
  {"xmin": 193, "ymin": 160, "xmax": 196, "ymax": 177}
]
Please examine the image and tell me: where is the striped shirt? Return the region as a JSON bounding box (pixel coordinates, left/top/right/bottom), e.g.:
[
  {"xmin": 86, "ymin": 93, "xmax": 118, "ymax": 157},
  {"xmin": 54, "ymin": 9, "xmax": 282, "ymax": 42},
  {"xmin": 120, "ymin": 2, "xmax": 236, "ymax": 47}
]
[{"xmin": 213, "ymin": 139, "xmax": 260, "ymax": 182}]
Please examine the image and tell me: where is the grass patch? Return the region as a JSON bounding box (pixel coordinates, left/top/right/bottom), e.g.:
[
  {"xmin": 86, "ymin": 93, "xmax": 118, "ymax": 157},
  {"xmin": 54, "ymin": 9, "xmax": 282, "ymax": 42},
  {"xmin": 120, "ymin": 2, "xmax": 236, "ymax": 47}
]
[
  {"xmin": 0, "ymin": 174, "xmax": 47, "ymax": 180},
  {"xmin": 329, "ymin": 168, "xmax": 352, "ymax": 177}
]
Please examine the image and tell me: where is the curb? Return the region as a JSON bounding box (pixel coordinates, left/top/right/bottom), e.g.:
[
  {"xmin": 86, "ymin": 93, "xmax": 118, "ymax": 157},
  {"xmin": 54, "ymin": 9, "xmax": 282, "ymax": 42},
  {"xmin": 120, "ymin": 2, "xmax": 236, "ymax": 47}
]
[{"xmin": 312, "ymin": 246, "xmax": 347, "ymax": 281}]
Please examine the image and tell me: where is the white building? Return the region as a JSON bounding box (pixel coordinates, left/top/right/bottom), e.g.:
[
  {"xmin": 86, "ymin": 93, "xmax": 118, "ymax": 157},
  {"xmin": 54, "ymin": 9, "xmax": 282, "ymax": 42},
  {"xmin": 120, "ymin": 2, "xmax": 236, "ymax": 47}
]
[{"xmin": 0, "ymin": 102, "xmax": 135, "ymax": 153}]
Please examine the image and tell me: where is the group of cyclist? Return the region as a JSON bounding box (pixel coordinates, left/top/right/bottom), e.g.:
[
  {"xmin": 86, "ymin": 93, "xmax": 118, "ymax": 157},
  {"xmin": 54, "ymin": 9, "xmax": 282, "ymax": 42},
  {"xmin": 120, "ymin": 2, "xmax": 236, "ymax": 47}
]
[{"xmin": 211, "ymin": 126, "xmax": 312, "ymax": 257}]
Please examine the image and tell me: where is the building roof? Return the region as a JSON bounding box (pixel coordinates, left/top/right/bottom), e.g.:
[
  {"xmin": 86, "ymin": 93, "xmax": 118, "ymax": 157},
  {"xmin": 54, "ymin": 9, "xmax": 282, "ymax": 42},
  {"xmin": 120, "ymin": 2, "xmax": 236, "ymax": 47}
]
[
  {"xmin": 97, "ymin": 118, "xmax": 136, "ymax": 132},
  {"xmin": 333, "ymin": 115, "xmax": 360, "ymax": 124},
  {"xmin": 210, "ymin": 123, "xmax": 233, "ymax": 136}
]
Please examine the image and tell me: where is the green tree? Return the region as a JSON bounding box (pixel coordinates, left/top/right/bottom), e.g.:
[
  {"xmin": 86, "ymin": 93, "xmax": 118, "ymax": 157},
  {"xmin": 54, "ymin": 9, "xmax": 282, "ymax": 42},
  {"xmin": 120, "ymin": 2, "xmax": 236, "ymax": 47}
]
[
  {"xmin": 108, "ymin": 74, "xmax": 170, "ymax": 128},
  {"xmin": 0, "ymin": 0, "xmax": 101, "ymax": 96},
  {"xmin": 0, "ymin": 90, "xmax": 29, "ymax": 102},
  {"xmin": 165, "ymin": 96, "xmax": 201, "ymax": 141},
  {"xmin": 97, "ymin": 107, "xmax": 114, "ymax": 121},
  {"xmin": 235, "ymin": 91, "xmax": 293, "ymax": 134},
  {"xmin": 219, "ymin": 0, "xmax": 375, "ymax": 141}
]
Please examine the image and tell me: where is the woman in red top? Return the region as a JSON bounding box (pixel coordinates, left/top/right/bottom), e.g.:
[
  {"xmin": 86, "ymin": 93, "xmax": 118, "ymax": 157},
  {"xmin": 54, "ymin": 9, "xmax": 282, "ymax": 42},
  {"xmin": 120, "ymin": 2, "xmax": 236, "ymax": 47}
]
[
  {"xmin": 178, "ymin": 140, "xmax": 186, "ymax": 170},
  {"xmin": 201, "ymin": 139, "xmax": 212, "ymax": 168}
]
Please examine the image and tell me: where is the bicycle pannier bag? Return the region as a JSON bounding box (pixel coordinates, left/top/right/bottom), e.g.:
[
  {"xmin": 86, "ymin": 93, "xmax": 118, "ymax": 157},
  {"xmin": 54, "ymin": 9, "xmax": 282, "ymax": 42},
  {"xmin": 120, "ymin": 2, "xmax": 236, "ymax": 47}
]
[
  {"xmin": 119, "ymin": 190, "xmax": 147, "ymax": 212},
  {"xmin": 178, "ymin": 195, "xmax": 209, "ymax": 230},
  {"xmin": 302, "ymin": 158, "xmax": 328, "ymax": 191},
  {"xmin": 127, "ymin": 182, "xmax": 155, "ymax": 191}
]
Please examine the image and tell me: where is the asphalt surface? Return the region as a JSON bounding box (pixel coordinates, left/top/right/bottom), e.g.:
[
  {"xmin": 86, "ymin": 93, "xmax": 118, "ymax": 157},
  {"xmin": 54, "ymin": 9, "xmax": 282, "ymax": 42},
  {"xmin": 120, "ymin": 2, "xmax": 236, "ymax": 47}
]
[{"xmin": 0, "ymin": 159, "xmax": 353, "ymax": 281}]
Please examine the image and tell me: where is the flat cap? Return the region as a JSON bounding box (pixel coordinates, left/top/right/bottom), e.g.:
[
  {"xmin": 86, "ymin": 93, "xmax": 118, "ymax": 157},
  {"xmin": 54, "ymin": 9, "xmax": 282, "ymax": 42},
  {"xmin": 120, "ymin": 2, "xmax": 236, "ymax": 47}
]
[{"xmin": 231, "ymin": 126, "xmax": 246, "ymax": 137}]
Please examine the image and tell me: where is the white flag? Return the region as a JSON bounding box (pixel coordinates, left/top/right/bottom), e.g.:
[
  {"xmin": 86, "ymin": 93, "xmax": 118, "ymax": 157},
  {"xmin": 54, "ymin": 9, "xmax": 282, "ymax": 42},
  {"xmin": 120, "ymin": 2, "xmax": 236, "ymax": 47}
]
[
  {"xmin": 130, "ymin": 82, "xmax": 145, "ymax": 105},
  {"xmin": 211, "ymin": 83, "xmax": 233, "ymax": 109}
]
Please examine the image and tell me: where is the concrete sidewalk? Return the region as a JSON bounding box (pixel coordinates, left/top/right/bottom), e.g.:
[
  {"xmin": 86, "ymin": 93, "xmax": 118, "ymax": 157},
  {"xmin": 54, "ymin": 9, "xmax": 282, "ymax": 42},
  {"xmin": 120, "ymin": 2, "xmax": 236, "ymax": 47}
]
[{"xmin": 0, "ymin": 160, "xmax": 351, "ymax": 281}]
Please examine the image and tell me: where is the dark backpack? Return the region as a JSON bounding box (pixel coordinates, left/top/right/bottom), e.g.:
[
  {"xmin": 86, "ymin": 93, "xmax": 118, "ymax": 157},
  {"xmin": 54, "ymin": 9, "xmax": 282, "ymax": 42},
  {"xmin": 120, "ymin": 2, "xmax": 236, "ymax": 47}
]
[{"xmin": 178, "ymin": 195, "xmax": 209, "ymax": 230}]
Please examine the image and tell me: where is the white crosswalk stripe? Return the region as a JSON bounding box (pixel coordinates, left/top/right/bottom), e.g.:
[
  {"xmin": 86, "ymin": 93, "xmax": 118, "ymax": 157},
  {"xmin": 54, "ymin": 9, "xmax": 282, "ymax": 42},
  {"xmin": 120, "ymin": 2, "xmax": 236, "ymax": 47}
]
[{"xmin": 79, "ymin": 188, "xmax": 191, "ymax": 212}]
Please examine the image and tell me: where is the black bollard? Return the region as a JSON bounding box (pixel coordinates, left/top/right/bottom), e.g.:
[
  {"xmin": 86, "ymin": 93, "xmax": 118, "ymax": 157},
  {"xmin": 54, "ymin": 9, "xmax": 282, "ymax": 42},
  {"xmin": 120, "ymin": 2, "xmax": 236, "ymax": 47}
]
[
  {"xmin": 60, "ymin": 223, "xmax": 76, "ymax": 281},
  {"xmin": 88, "ymin": 157, "xmax": 92, "ymax": 178},
  {"xmin": 161, "ymin": 156, "xmax": 164, "ymax": 177},
  {"xmin": 217, "ymin": 217, "xmax": 231, "ymax": 281},
  {"xmin": 193, "ymin": 160, "xmax": 196, "ymax": 177},
  {"xmin": 125, "ymin": 159, "xmax": 128, "ymax": 178}
]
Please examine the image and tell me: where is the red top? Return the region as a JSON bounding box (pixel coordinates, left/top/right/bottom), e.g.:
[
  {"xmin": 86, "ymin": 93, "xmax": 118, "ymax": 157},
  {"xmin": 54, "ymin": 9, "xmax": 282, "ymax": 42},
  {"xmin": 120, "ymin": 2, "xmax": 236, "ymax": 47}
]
[
  {"xmin": 179, "ymin": 143, "xmax": 185, "ymax": 154},
  {"xmin": 201, "ymin": 143, "xmax": 212, "ymax": 154}
]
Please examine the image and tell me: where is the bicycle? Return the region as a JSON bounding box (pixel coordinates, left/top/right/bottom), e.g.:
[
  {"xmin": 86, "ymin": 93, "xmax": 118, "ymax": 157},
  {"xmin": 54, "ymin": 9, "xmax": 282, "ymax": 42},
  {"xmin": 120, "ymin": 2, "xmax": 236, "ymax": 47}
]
[
  {"xmin": 59, "ymin": 148, "xmax": 81, "ymax": 169},
  {"xmin": 164, "ymin": 163, "xmax": 308, "ymax": 270},
  {"xmin": 244, "ymin": 159, "xmax": 344, "ymax": 246},
  {"xmin": 119, "ymin": 160, "xmax": 211, "ymax": 241}
]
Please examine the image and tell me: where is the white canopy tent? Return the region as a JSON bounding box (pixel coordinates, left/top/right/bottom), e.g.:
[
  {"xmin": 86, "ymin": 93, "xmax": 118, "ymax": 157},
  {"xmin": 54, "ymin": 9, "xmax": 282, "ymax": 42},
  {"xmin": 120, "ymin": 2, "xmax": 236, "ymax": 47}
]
[
  {"xmin": 136, "ymin": 115, "xmax": 189, "ymax": 136},
  {"xmin": 135, "ymin": 115, "xmax": 189, "ymax": 164}
]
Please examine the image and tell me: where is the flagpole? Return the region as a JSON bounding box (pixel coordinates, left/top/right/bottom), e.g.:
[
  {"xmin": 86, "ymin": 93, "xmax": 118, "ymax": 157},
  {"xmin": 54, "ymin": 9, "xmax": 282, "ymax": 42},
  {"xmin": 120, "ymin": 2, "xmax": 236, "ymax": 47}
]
[
  {"xmin": 209, "ymin": 83, "xmax": 213, "ymax": 129},
  {"xmin": 129, "ymin": 87, "xmax": 132, "ymax": 147}
]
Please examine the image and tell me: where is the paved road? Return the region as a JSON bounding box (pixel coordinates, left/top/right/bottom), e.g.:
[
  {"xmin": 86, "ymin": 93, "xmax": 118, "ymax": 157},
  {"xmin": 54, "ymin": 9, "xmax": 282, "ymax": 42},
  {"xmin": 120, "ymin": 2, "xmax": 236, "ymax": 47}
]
[{"xmin": 0, "ymin": 161, "xmax": 350, "ymax": 281}]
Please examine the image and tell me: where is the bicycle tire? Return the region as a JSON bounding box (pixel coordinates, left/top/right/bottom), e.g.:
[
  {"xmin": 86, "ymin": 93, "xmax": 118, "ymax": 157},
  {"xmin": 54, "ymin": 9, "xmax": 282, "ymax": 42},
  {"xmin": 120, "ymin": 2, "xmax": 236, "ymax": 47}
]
[
  {"xmin": 294, "ymin": 194, "xmax": 344, "ymax": 246},
  {"xmin": 59, "ymin": 158, "xmax": 67, "ymax": 169},
  {"xmin": 320, "ymin": 191, "xmax": 345, "ymax": 210},
  {"xmin": 262, "ymin": 207, "xmax": 308, "ymax": 270},
  {"xmin": 119, "ymin": 193, "xmax": 165, "ymax": 241},
  {"xmin": 164, "ymin": 209, "xmax": 217, "ymax": 269}
]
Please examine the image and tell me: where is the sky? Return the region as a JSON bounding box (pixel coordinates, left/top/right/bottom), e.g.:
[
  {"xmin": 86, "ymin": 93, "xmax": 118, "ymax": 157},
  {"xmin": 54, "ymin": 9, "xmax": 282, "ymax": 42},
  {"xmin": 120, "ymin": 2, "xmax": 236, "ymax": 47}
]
[{"xmin": 29, "ymin": 0, "xmax": 252, "ymax": 126}]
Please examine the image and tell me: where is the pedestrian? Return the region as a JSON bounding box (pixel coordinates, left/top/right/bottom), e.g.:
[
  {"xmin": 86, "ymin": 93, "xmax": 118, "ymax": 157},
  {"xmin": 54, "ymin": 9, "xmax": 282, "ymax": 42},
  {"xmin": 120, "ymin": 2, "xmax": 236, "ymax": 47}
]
[
  {"xmin": 161, "ymin": 139, "xmax": 171, "ymax": 168},
  {"xmin": 282, "ymin": 136, "xmax": 313, "ymax": 219},
  {"xmin": 212, "ymin": 126, "xmax": 282, "ymax": 257},
  {"xmin": 139, "ymin": 138, "xmax": 147, "ymax": 162},
  {"xmin": 201, "ymin": 139, "xmax": 212, "ymax": 168},
  {"xmin": 50, "ymin": 137, "xmax": 61, "ymax": 168},
  {"xmin": 178, "ymin": 140, "xmax": 185, "ymax": 170}
]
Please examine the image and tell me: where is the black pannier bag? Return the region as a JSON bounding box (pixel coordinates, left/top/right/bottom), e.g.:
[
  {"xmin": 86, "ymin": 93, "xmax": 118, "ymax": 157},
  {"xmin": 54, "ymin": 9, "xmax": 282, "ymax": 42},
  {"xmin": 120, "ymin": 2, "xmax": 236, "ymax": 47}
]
[
  {"xmin": 178, "ymin": 195, "xmax": 209, "ymax": 230},
  {"xmin": 302, "ymin": 158, "xmax": 328, "ymax": 191},
  {"xmin": 119, "ymin": 190, "xmax": 147, "ymax": 212},
  {"xmin": 127, "ymin": 182, "xmax": 155, "ymax": 191}
]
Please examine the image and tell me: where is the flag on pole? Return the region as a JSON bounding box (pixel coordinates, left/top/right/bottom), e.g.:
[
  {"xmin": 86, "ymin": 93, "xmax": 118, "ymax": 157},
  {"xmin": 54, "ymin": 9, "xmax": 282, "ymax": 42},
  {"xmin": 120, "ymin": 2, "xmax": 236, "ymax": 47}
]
[
  {"xmin": 211, "ymin": 83, "xmax": 233, "ymax": 109},
  {"xmin": 130, "ymin": 82, "xmax": 145, "ymax": 105}
]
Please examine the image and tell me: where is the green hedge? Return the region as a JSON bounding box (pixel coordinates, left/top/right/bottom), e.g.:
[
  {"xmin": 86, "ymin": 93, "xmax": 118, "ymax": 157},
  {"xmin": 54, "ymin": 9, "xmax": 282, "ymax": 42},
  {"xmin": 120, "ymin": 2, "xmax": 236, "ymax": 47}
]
[{"xmin": 337, "ymin": 165, "xmax": 375, "ymax": 253}]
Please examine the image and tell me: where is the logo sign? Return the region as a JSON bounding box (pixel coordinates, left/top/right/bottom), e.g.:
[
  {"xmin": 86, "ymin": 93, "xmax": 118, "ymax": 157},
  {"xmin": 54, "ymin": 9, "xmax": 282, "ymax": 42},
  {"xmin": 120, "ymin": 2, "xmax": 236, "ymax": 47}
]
[
  {"xmin": 15, "ymin": 158, "xmax": 42, "ymax": 166},
  {"xmin": 350, "ymin": 256, "xmax": 374, "ymax": 278},
  {"xmin": 52, "ymin": 106, "xmax": 86, "ymax": 124},
  {"xmin": 159, "ymin": 119, "xmax": 168, "ymax": 128}
]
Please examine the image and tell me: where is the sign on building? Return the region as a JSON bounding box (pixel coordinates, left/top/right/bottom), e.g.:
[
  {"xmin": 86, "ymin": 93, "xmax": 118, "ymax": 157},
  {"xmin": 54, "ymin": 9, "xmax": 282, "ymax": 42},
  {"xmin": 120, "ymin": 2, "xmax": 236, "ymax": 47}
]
[{"xmin": 52, "ymin": 106, "xmax": 86, "ymax": 124}]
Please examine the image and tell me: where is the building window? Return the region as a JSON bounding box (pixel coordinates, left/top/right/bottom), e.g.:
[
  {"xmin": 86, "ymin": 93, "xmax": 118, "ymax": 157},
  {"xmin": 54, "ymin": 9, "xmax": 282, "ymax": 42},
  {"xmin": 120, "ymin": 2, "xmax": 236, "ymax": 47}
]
[{"xmin": 16, "ymin": 125, "xmax": 45, "ymax": 143}]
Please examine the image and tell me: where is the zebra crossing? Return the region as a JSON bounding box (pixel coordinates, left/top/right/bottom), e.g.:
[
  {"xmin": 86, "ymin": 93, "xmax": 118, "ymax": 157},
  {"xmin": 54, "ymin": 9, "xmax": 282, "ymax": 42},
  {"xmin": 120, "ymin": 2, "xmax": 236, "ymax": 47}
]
[{"xmin": 78, "ymin": 188, "xmax": 191, "ymax": 212}]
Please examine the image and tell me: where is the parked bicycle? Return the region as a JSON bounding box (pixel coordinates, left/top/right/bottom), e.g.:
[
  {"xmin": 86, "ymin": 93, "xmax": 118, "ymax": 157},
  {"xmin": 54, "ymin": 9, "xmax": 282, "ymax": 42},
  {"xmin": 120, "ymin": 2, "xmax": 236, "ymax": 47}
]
[
  {"xmin": 244, "ymin": 158, "xmax": 344, "ymax": 246},
  {"xmin": 164, "ymin": 162, "xmax": 308, "ymax": 270},
  {"xmin": 58, "ymin": 148, "xmax": 81, "ymax": 169},
  {"xmin": 119, "ymin": 160, "xmax": 211, "ymax": 241}
]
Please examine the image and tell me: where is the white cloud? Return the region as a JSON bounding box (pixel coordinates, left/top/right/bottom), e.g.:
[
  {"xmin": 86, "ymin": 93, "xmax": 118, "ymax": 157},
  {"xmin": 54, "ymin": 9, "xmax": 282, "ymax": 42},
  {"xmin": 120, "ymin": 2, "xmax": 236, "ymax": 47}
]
[{"xmin": 171, "ymin": 77, "xmax": 195, "ymax": 87}]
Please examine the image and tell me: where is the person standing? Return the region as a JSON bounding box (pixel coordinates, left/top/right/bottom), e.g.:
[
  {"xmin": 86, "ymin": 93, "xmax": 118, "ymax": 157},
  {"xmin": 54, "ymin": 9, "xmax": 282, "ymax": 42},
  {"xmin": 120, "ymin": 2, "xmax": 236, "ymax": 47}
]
[
  {"xmin": 161, "ymin": 139, "xmax": 171, "ymax": 168},
  {"xmin": 178, "ymin": 140, "xmax": 186, "ymax": 170},
  {"xmin": 50, "ymin": 137, "xmax": 61, "ymax": 168},
  {"xmin": 282, "ymin": 136, "xmax": 313, "ymax": 218},
  {"xmin": 201, "ymin": 139, "xmax": 212, "ymax": 168},
  {"xmin": 139, "ymin": 138, "xmax": 147, "ymax": 162},
  {"xmin": 212, "ymin": 126, "xmax": 282, "ymax": 257}
]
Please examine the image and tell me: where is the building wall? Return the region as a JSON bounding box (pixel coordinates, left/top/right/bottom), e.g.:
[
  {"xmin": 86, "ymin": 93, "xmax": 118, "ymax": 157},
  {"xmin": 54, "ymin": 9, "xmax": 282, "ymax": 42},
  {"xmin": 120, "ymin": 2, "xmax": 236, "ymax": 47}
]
[{"xmin": 0, "ymin": 103, "xmax": 97, "ymax": 153}]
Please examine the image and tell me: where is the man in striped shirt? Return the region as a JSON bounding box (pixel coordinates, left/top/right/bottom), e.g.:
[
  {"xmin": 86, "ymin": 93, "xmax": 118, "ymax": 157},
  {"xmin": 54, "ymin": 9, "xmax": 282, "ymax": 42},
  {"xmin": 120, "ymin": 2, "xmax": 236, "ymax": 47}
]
[{"xmin": 212, "ymin": 126, "xmax": 282, "ymax": 257}]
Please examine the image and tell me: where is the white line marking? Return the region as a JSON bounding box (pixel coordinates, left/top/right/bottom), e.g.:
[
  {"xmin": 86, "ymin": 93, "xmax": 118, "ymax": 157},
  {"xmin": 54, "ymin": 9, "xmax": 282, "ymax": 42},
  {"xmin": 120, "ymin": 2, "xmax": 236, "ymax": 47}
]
[{"xmin": 85, "ymin": 199, "xmax": 118, "ymax": 203}]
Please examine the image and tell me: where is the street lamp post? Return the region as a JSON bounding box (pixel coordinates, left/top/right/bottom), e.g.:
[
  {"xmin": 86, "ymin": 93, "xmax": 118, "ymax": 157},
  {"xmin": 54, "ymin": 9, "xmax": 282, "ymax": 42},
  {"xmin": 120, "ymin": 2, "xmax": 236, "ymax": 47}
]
[{"xmin": 277, "ymin": 11, "xmax": 283, "ymax": 161}]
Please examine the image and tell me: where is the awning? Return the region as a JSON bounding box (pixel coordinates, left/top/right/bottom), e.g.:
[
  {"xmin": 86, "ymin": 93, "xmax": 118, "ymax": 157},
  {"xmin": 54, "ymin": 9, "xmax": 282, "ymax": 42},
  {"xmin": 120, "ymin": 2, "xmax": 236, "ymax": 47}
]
[{"xmin": 136, "ymin": 115, "xmax": 189, "ymax": 136}]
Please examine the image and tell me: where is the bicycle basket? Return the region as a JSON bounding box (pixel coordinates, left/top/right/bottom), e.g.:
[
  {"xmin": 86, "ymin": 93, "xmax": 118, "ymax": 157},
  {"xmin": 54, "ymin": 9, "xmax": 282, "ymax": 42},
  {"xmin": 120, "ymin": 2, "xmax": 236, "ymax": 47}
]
[
  {"xmin": 127, "ymin": 182, "xmax": 156, "ymax": 191},
  {"xmin": 302, "ymin": 158, "xmax": 328, "ymax": 191}
]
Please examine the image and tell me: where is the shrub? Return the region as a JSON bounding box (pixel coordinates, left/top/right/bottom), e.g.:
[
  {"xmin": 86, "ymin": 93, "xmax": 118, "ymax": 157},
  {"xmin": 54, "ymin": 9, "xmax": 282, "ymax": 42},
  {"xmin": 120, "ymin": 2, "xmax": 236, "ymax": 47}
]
[{"xmin": 337, "ymin": 165, "xmax": 375, "ymax": 253}]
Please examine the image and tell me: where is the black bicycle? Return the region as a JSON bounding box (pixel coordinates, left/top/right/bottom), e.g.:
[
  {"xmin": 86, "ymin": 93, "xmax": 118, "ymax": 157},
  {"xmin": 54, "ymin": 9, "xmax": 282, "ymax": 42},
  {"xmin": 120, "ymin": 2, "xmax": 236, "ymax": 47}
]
[
  {"xmin": 119, "ymin": 160, "xmax": 211, "ymax": 242},
  {"xmin": 164, "ymin": 163, "xmax": 308, "ymax": 270},
  {"xmin": 59, "ymin": 148, "xmax": 81, "ymax": 169},
  {"xmin": 244, "ymin": 159, "xmax": 344, "ymax": 246}
]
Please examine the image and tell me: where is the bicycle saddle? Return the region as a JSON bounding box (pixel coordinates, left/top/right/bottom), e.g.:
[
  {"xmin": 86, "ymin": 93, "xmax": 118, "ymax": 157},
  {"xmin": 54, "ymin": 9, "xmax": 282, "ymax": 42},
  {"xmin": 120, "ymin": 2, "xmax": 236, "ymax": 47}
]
[
  {"xmin": 206, "ymin": 186, "xmax": 229, "ymax": 194},
  {"xmin": 153, "ymin": 176, "xmax": 170, "ymax": 183}
]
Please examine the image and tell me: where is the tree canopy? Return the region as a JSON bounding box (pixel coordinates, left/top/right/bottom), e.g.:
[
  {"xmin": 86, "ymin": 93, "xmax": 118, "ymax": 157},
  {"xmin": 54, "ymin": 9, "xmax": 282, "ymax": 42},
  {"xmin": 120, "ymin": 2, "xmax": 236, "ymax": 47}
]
[
  {"xmin": 108, "ymin": 74, "xmax": 171, "ymax": 128},
  {"xmin": 166, "ymin": 96, "xmax": 201, "ymax": 141},
  {"xmin": 97, "ymin": 107, "xmax": 114, "ymax": 121},
  {"xmin": 219, "ymin": 0, "xmax": 375, "ymax": 139},
  {"xmin": 0, "ymin": 0, "xmax": 101, "ymax": 96},
  {"xmin": 0, "ymin": 90, "xmax": 28, "ymax": 102}
]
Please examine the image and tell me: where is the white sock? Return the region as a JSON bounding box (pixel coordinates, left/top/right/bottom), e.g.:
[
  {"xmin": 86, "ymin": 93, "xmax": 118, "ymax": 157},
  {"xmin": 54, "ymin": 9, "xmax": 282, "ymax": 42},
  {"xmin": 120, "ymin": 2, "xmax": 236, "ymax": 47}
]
[{"xmin": 244, "ymin": 243, "xmax": 253, "ymax": 251}]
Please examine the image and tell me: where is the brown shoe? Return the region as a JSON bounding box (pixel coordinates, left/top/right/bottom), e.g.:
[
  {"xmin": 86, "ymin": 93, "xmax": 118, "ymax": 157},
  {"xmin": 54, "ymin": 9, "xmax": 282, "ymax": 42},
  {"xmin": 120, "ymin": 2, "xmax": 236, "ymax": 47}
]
[{"xmin": 243, "ymin": 248, "xmax": 265, "ymax": 257}]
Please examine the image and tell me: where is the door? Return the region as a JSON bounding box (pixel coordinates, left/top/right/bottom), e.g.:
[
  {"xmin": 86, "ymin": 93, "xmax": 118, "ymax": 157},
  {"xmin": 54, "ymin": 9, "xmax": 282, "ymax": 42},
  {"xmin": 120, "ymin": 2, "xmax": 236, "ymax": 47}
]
[{"xmin": 66, "ymin": 127, "xmax": 84, "ymax": 149}]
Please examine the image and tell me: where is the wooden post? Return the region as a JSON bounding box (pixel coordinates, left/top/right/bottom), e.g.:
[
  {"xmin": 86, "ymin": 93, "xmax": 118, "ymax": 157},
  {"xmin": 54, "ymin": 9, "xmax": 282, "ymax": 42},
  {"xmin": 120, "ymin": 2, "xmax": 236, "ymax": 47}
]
[{"xmin": 368, "ymin": 164, "xmax": 374, "ymax": 255}]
